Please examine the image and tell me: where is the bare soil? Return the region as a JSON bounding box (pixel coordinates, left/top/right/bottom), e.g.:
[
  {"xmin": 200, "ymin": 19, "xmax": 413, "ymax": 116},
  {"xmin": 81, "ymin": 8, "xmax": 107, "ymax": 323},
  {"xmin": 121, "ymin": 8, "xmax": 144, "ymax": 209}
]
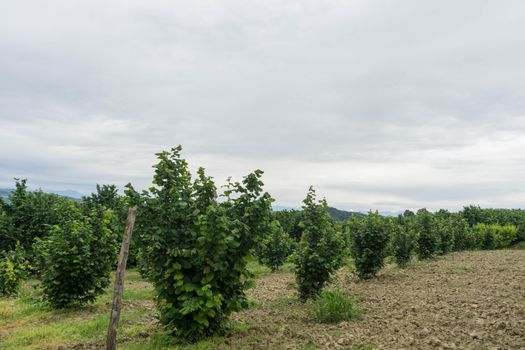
[{"xmin": 227, "ymin": 250, "xmax": 525, "ymax": 350}]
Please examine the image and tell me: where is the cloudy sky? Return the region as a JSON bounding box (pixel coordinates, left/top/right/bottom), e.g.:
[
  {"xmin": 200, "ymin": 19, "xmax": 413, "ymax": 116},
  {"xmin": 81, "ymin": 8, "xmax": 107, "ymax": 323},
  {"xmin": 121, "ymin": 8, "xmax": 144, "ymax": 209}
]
[{"xmin": 1, "ymin": 0, "xmax": 525, "ymax": 211}]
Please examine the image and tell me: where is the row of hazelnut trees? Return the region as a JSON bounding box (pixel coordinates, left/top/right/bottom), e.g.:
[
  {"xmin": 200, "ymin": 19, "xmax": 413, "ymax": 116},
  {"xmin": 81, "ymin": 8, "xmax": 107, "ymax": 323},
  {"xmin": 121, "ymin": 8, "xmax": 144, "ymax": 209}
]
[
  {"xmin": 265, "ymin": 205, "xmax": 522, "ymax": 282},
  {"xmin": 1, "ymin": 146, "xmax": 524, "ymax": 342}
]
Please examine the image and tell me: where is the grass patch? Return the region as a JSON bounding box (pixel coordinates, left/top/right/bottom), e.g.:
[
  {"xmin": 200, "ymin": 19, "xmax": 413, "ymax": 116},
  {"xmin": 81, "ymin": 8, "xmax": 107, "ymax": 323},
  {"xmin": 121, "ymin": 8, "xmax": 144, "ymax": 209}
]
[
  {"xmin": 281, "ymin": 261, "xmax": 296, "ymax": 272},
  {"xmin": 120, "ymin": 331, "xmax": 225, "ymax": 350},
  {"xmin": 124, "ymin": 269, "xmax": 145, "ymax": 281},
  {"xmin": 447, "ymin": 265, "xmax": 475, "ymax": 275},
  {"xmin": 0, "ymin": 270, "xmax": 157, "ymax": 350},
  {"xmin": 353, "ymin": 345, "xmax": 376, "ymax": 350},
  {"xmin": 510, "ymin": 241, "xmax": 525, "ymax": 250},
  {"xmin": 310, "ymin": 289, "xmax": 361, "ymax": 323},
  {"xmin": 246, "ymin": 259, "xmax": 271, "ymax": 278},
  {"xmin": 303, "ymin": 342, "xmax": 317, "ymax": 350},
  {"xmin": 246, "ymin": 257, "xmax": 296, "ymax": 277},
  {"xmin": 246, "ymin": 298, "xmax": 262, "ymax": 309}
]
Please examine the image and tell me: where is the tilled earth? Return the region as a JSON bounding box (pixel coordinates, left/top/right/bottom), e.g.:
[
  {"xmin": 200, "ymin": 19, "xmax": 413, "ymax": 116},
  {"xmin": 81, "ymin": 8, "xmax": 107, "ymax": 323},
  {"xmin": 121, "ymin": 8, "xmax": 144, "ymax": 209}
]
[{"xmin": 228, "ymin": 250, "xmax": 525, "ymax": 350}]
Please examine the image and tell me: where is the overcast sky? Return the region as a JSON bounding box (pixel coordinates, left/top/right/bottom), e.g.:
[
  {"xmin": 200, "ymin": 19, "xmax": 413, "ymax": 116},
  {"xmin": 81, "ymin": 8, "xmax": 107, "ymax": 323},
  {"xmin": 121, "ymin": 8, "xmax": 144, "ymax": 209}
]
[{"xmin": 1, "ymin": 0, "xmax": 525, "ymax": 211}]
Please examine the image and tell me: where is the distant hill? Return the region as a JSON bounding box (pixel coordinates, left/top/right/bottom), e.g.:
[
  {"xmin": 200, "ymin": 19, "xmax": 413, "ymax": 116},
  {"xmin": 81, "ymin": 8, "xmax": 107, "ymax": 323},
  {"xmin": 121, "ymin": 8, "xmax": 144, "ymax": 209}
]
[
  {"xmin": 327, "ymin": 206, "xmax": 365, "ymax": 221},
  {"xmin": 0, "ymin": 188, "xmax": 12, "ymax": 198},
  {"xmin": 47, "ymin": 190, "xmax": 84, "ymax": 199},
  {"xmin": 272, "ymin": 205, "xmax": 296, "ymax": 212},
  {"xmin": 272, "ymin": 204, "xmax": 365, "ymax": 221},
  {"xmin": 0, "ymin": 190, "xmax": 380, "ymax": 220},
  {"xmin": 0, "ymin": 188, "xmax": 84, "ymax": 201},
  {"xmin": 379, "ymin": 210, "xmax": 404, "ymax": 217}
]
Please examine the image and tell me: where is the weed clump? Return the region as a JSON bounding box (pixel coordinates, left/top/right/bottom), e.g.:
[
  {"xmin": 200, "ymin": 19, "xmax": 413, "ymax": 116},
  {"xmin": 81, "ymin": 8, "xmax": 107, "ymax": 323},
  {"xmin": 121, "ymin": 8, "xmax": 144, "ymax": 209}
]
[{"xmin": 311, "ymin": 289, "xmax": 361, "ymax": 323}]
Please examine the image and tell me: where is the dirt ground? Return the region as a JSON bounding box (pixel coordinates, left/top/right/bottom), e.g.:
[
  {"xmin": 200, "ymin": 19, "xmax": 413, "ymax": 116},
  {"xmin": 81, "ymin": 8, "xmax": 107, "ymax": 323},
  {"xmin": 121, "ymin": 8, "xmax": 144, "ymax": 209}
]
[{"xmin": 227, "ymin": 250, "xmax": 525, "ymax": 350}]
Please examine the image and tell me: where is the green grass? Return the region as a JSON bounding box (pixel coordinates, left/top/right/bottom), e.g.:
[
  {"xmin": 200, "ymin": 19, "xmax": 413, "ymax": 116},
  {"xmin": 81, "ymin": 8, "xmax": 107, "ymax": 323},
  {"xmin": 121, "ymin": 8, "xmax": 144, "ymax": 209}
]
[
  {"xmin": 303, "ymin": 342, "xmax": 317, "ymax": 350},
  {"xmin": 0, "ymin": 269, "xmax": 158, "ymax": 350},
  {"xmin": 1, "ymin": 262, "xmax": 364, "ymax": 349},
  {"xmin": 353, "ymin": 345, "xmax": 376, "ymax": 350},
  {"xmin": 446, "ymin": 265, "xmax": 475, "ymax": 275},
  {"xmin": 246, "ymin": 259, "xmax": 272, "ymax": 278},
  {"xmin": 310, "ymin": 289, "xmax": 362, "ymax": 323},
  {"xmin": 510, "ymin": 241, "xmax": 525, "ymax": 250},
  {"xmin": 246, "ymin": 257, "xmax": 296, "ymax": 277},
  {"xmin": 0, "ymin": 269, "xmax": 257, "ymax": 350},
  {"xmin": 120, "ymin": 333, "xmax": 225, "ymax": 350}
]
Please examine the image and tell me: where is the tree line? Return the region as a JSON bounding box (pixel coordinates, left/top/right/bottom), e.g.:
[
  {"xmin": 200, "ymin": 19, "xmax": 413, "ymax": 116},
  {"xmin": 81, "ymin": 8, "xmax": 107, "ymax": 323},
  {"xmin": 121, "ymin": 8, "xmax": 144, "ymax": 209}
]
[{"xmin": 1, "ymin": 146, "xmax": 524, "ymax": 342}]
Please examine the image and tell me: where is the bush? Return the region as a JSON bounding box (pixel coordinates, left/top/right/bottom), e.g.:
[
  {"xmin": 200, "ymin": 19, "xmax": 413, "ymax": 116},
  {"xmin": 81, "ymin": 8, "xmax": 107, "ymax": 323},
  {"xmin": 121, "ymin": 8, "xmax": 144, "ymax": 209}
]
[
  {"xmin": 274, "ymin": 209, "xmax": 304, "ymax": 241},
  {"xmin": 0, "ymin": 204, "xmax": 15, "ymax": 252},
  {"xmin": 138, "ymin": 147, "xmax": 273, "ymax": 341},
  {"xmin": 81, "ymin": 185, "xmax": 137, "ymax": 265},
  {"xmin": 434, "ymin": 218, "xmax": 454, "ymax": 255},
  {"xmin": 494, "ymin": 225, "xmax": 518, "ymax": 248},
  {"xmin": 451, "ymin": 215, "xmax": 475, "ymax": 251},
  {"xmin": 256, "ymin": 220, "xmax": 293, "ymax": 271},
  {"xmin": 472, "ymin": 224, "xmax": 517, "ymax": 250},
  {"xmin": 460, "ymin": 206, "xmax": 525, "ymax": 242},
  {"xmin": 294, "ymin": 187, "xmax": 344, "ymax": 301},
  {"xmin": 391, "ymin": 220, "xmax": 416, "ymax": 267},
  {"xmin": 6, "ymin": 179, "xmax": 61, "ymax": 252},
  {"xmin": 40, "ymin": 208, "xmax": 118, "ymax": 308},
  {"xmin": 415, "ymin": 209, "xmax": 438, "ymax": 259},
  {"xmin": 472, "ymin": 223, "xmax": 495, "ymax": 249},
  {"xmin": 349, "ymin": 211, "xmax": 391, "ymax": 279},
  {"xmin": 0, "ymin": 244, "xmax": 27, "ymax": 297},
  {"xmin": 311, "ymin": 289, "xmax": 361, "ymax": 323}
]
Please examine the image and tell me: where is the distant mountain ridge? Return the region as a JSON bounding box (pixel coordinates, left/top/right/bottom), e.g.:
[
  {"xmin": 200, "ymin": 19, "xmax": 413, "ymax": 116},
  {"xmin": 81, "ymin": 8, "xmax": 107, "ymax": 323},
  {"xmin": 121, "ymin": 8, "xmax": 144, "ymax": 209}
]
[
  {"xmin": 272, "ymin": 204, "xmax": 365, "ymax": 221},
  {"xmin": 1, "ymin": 189, "xmax": 395, "ymax": 220},
  {"xmin": 0, "ymin": 188, "xmax": 84, "ymax": 200},
  {"xmin": 0, "ymin": 188, "xmax": 12, "ymax": 198},
  {"xmin": 326, "ymin": 207, "xmax": 365, "ymax": 221}
]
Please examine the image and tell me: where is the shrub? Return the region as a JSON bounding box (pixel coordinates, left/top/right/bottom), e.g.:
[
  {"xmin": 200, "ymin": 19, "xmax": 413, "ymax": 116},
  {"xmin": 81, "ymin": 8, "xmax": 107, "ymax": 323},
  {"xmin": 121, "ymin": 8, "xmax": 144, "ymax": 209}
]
[
  {"xmin": 415, "ymin": 209, "xmax": 438, "ymax": 259},
  {"xmin": 40, "ymin": 208, "xmax": 118, "ymax": 308},
  {"xmin": 391, "ymin": 220, "xmax": 416, "ymax": 267},
  {"xmin": 349, "ymin": 211, "xmax": 391, "ymax": 279},
  {"xmin": 81, "ymin": 185, "xmax": 137, "ymax": 265},
  {"xmin": 294, "ymin": 187, "xmax": 344, "ymax": 301},
  {"xmin": 274, "ymin": 209, "xmax": 304, "ymax": 241},
  {"xmin": 461, "ymin": 205, "xmax": 486, "ymax": 226},
  {"xmin": 472, "ymin": 223, "xmax": 495, "ymax": 249},
  {"xmin": 473, "ymin": 224, "xmax": 517, "ymax": 250},
  {"xmin": 434, "ymin": 217, "xmax": 454, "ymax": 255},
  {"xmin": 460, "ymin": 206, "xmax": 525, "ymax": 242},
  {"xmin": 256, "ymin": 220, "xmax": 293, "ymax": 271},
  {"xmin": 0, "ymin": 204, "xmax": 15, "ymax": 253},
  {"xmin": 311, "ymin": 289, "xmax": 361, "ymax": 323},
  {"xmin": 494, "ymin": 225, "xmax": 518, "ymax": 248},
  {"xmin": 6, "ymin": 179, "xmax": 61, "ymax": 251},
  {"xmin": 451, "ymin": 215, "xmax": 475, "ymax": 251},
  {"xmin": 0, "ymin": 244, "xmax": 27, "ymax": 297},
  {"xmin": 139, "ymin": 147, "xmax": 273, "ymax": 341}
]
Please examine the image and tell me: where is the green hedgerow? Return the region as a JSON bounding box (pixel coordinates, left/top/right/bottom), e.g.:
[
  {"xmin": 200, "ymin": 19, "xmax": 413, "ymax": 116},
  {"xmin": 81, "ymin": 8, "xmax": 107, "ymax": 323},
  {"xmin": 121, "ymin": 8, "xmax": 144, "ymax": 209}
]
[{"xmin": 472, "ymin": 223, "xmax": 517, "ymax": 250}]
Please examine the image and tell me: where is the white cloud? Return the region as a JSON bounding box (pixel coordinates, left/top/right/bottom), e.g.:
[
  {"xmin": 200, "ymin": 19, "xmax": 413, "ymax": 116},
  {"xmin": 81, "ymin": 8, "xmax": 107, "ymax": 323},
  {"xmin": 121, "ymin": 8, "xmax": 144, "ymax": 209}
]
[{"xmin": 1, "ymin": 0, "xmax": 525, "ymax": 210}]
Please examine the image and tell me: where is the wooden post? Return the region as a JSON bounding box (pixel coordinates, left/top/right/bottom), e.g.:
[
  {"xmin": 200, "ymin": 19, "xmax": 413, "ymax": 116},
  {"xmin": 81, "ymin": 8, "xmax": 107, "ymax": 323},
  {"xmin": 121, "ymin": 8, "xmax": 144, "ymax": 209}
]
[{"xmin": 106, "ymin": 206, "xmax": 138, "ymax": 350}]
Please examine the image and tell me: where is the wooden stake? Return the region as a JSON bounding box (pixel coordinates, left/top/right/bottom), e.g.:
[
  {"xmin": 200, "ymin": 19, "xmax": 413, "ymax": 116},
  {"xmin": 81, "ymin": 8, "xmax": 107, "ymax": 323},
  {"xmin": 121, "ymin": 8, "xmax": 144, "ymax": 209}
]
[{"xmin": 106, "ymin": 206, "xmax": 138, "ymax": 350}]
